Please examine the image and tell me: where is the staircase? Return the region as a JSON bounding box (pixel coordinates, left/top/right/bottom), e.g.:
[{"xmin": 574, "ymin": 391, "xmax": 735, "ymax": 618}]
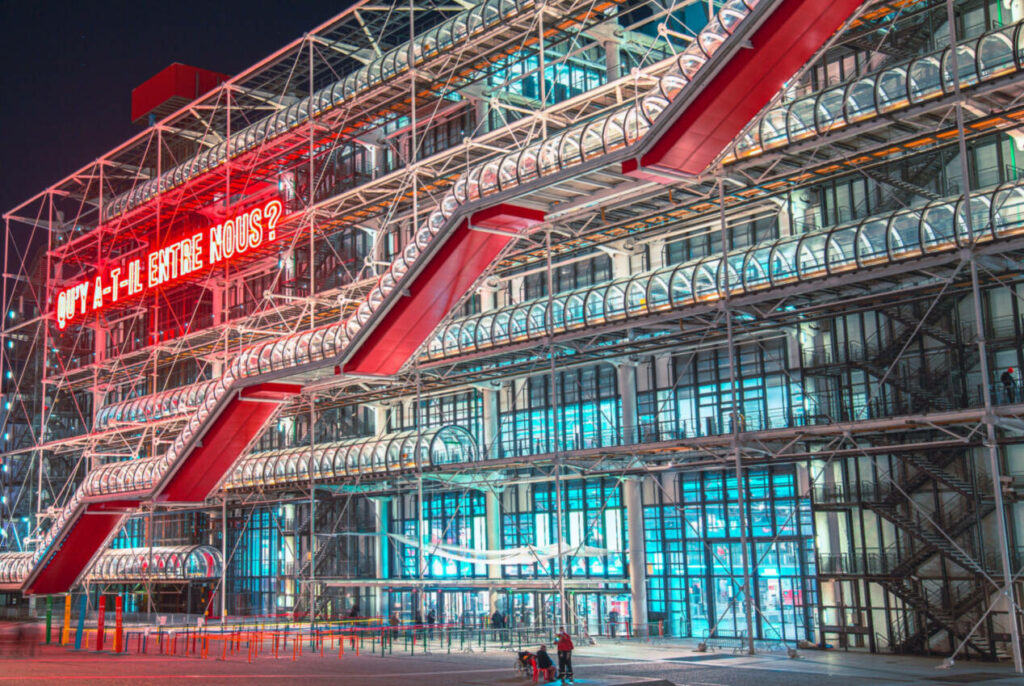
[
  {"xmin": 863, "ymin": 167, "xmax": 944, "ymax": 202},
  {"xmin": 879, "ymin": 577, "xmax": 992, "ymax": 657},
  {"xmin": 811, "ymin": 296, "xmax": 972, "ymax": 416},
  {"xmin": 854, "ymin": 448, "xmax": 1001, "ymax": 657},
  {"xmin": 867, "ymin": 501, "xmax": 989, "ymax": 576}
]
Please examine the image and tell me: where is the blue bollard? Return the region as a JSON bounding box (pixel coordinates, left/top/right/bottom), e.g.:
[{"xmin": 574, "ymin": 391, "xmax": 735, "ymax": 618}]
[{"xmin": 73, "ymin": 595, "xmax": 87, "ymax": 651}]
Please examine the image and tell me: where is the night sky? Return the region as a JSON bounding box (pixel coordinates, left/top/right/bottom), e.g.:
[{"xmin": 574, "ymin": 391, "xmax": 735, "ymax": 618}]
[{"xmin": 0, "ymin": 1, "xmax": 352, "ymax": 219}]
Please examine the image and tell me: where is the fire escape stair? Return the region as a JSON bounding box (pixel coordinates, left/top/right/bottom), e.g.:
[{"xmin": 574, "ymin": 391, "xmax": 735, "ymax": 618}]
[{"xmin": 879, "ymin": 578, "xmax": 991, "ymax": 657}]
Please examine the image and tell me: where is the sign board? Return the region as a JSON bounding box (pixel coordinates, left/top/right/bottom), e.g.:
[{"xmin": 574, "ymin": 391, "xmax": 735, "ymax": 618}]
[{"xmin": 55, "ymin": 198, "xmax": 283, "ymax": 329}]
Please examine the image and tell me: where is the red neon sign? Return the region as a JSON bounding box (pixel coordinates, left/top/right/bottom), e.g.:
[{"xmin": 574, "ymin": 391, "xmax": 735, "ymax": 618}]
[{"xmin": 55, "ymin": 198, "xmax": 283, "ymax": 329}]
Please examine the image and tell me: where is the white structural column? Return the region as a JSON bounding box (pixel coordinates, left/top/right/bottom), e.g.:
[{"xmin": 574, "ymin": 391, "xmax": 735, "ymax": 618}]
[
  {"xmin": 486, "ymin": 489, "xmax": 502, "ymax": 615},
  {"xmin": 482, "ymin": 386, "xmax": 501, "ymax": 459},
  {"xmin": 604, "ymin": 39, "xmax": 620, "ymax": 82},
  {"xmin": 372, "ymin": 497, "xmax": 391, "ymax": 617},
  {"xmin": 372, "ymin": 403, "xmax": 389, "ymax": 436},
  {"xmin": 622, "ymin": 477, "xmax": 648, "ymax": 635},
  {"xmin": 617, "ymin": 362, "xmax": 638, "ymax": 446}
]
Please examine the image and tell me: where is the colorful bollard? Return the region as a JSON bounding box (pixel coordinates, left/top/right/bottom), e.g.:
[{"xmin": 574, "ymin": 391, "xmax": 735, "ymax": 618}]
[
  {"xmin": 114, "ymin": 596, "xmax": 123, "ymax": 653},
  {"xmin": 95, "ymin": 596, "xmax": 105, "ymax": 651},
  {"xmin": 45, "ymin": 596, "xmax": 52, "ymax": 644},
  {"xmin": 73, "ymin": 595, "xmax": 86, "ymax": 651},
  {"xmin": 61, "ymin": 595, "xmax": 71, "ymax": 646}
]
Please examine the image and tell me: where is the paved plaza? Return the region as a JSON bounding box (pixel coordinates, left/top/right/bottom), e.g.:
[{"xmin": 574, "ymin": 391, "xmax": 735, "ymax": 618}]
[{"xmin": 3, "ymin": 639, "xmax": 1022, "ymax": 686}]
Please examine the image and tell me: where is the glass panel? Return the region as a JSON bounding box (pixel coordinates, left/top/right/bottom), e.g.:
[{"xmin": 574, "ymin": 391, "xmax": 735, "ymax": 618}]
[
  {"xmin": 626, "ymin": 277, "xmax": 649, "ymax": 315},
  {"xmin": 605, "ymin": 281, "xmax": 626, "ymax": 318},
  {"xmin": 693, "ymin": 260, "xmax": 719, "ymax": 300},
  {"xmin": 769, "ymin": 238, "xmax": 799, "ymax": 284},
  {"xmin": 648, "ymin": 272, "xmax": 671, "ymax": 310},
  {"xmin": 459, "ymin": 320, "xmax": 477, "ymax": 353},
  {"xmin": 493, "ymin": 311, "xmax": 511, "ymax": 345},
  {"xmin": 669, "ymin": 267, "xmax": 693, "ymax": 306},
  {"xmin": 787, "ymin": 98, "xmax": 816, "ymax": 140},
  {"xmin": 817, "ymin": 87, "xmax": 845, "ymax": 132},
  {"xmin": 922, "ymin": 201, "xmax": 956, "ymax": 249},
  {"xmin": 942, "ymin": 44, "xmax": 979, "ymax": 90},
  {"xmin": 743, "ymin": 246, "xmax": 772, "ymax": 289},
  {"xmin": 720, "ymin": 253, "xmax": 744, "ymax": 295},
  {"xmin": 889, "ymin": 209, "xmax": 923, "ymax": 257},
  {"xmin": 876, "ymin": 67, "xmax": 908, "ymax": 111},
  {"xmin": 539, "ymin": 135, "xmax": 563, "ymax": 175},
  {"xmin": 760, "ymin": 108, "xmax": 789, "ymax": 148},
  {"xmin": 797, "ymin": 234, "xmax": 827, "ymax": 278},
  {"xmin": 992, "ymin": 186, "xmax": 1024, "ymax": 236},
  {"xmin": 845, "ymin": 79, "xmax": 876, "ymax": 122},
  {"xmin": 956, "ymin": 194, "xmax": 993, "ymax": 243},
  {"xmin": 527, "ymin": 303, "xmax": 548, "ymax": 336},
  {"xmin": 510, "ymin": 306, "xmax": 530, "ymax": 340},
  {"xmin": 857, "ymin": 219, "xmax": 889, "ymax": 263},
  {"xmin": 826, "ymin": 226, "xmax": 857, "ymax": 271},
  {"xmin": 477, "ymin": 314, "xmax": 495, "ymax": 347},
  {"xmin": 584, "ymin": 288, "xmax": 607, "ymax": 325},
  {"xmin": 565, "ymin": 293, "xmax": 586, "ymax": 328},
  {"xmin": 978, "ymin": 29, "xmax": 1016, "ymax": 79}
]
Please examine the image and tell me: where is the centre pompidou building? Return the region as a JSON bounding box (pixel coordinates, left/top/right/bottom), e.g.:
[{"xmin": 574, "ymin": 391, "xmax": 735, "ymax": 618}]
[{"xmin": 1, "ymin": 0, "xmax": 1023, "ymax": 665}]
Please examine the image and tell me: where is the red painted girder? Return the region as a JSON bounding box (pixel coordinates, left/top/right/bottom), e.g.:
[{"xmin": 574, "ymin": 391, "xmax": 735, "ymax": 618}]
[
  {"xmin": 25, "ymin": 500, "xmax": 139, "ymax": 595},
  {"xmin": 157, "ymin": 383, "xmax": 301, "ymax": 502},
  {"xmin": 624, "ymin": 0, "xmax": 865, "ymax": 179},
  {"xmin": 344, "ymin": 204, "xmax": 546, "ymax": 376}
]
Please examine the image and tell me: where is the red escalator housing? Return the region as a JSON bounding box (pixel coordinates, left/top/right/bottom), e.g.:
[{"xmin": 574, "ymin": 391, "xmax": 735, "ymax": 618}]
[
  {"xmin": 623, "ymin": 0, "xmax": 865, "ymax": 180},
  {"xmin": 158, "ymin": 383, "xmax": 302, "ymax": 502},
  {"xmin": 25, "ymin": 500, "xmax": 139, "ymax": 595},
  {"xmin": 343, "ymin": 204, "xmax": 546, "ymax": 376}
]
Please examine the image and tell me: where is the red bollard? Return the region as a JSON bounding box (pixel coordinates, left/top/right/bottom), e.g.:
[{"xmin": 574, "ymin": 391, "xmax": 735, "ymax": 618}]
[
  {"xmin": 113, "ymin": 597, "xmax": 123, "ymax": 653},
  {"xmin": 95, "ymin": 597, "xmax": 106, "ymax": 652}
]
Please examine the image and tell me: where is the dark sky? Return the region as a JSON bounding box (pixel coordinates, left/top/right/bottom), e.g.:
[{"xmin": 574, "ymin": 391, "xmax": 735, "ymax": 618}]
[{"xmin": 0, "ymin": 1, "xmax": 350, "ymax": 218}]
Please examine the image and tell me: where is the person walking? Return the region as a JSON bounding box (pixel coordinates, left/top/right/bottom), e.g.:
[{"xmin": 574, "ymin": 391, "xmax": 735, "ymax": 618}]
[
  {"xmin": 607, "ymin": 609, "xmax": 619, "ymax": 638},
  {"xmin": 555, "ymin": 627, "xmax": 574, "ymax": 683},
  {"xmin": 1002, "ymin": 368, "xmax": 1017, "ymax": 403},
  {"xmin": 389, "ymin": 610, "xmax": 400, "ymax": 639},
  {"xmin": 427, "ymin": 607, "xmax": 436, "ymax": 639}
]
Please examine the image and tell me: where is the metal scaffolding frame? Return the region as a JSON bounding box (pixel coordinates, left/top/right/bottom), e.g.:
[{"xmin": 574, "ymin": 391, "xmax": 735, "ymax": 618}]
[{"xmin": 0, "ymin": 0, "xmax": 1022, "ymax": 669}]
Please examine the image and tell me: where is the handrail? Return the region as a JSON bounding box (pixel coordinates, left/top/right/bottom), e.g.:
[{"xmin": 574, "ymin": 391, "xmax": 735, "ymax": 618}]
[
  {"xmin": 423, "ymin": 180, "xmax": 1024, "ymax": 361},
  {"xmin": 0, "ymin": 545, "xmax": 221, "ymax": 585},
  {"xmin": 724, "ymin": 19, "xmax": 1024, "ymax": 162},
  {"xmin": 223, "ymin": 425, "xmax": 478, "ymax": 490}
]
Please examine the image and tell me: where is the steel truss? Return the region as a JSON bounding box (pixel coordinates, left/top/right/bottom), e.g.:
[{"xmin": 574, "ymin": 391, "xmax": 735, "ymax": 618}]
[{"xmin": 1, "ymin": 0, "xmax": 1022, "ymax": 668}]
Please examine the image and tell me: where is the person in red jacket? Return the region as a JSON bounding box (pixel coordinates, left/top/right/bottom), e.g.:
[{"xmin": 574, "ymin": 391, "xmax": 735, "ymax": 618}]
[{"xmin": 555, "ymin": 627, "xmax": 574, "ymax": 682}]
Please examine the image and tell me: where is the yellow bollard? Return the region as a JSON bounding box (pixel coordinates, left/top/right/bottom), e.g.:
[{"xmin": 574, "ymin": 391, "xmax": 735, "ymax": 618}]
[{"xmin": 61, "ymin": 595, "xmax": 72, "ymax": 646}]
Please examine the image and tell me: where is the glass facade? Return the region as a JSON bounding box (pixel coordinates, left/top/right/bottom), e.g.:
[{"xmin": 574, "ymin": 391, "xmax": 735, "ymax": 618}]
[
  {"xmin": 644, "ymin": 468, "xmax": 817, "ymax": 641},
  {"xmin": 500, "ymin": 480, "xmax": 625, "ymax": 578},
  {"xmin": 391, "ymin": 491, "xmax": 487, "ymax": 580}
]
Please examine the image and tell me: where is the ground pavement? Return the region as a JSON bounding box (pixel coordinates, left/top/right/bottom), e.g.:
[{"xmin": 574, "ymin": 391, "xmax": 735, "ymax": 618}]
[{"xmin": 2, "ymin": 637, "xmax": 1022, "ymax": 685}]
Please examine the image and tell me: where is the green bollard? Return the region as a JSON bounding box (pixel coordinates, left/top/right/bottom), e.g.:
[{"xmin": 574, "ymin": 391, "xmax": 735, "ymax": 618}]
[{"xmin": 45, "ymin": 596, "xmax": 53, "ymax": 644}]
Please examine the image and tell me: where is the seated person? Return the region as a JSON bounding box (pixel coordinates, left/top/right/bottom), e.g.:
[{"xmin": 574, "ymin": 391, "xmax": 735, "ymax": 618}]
[{"xmin": 534, "ymin": 645, "xmax": 556, "ymax": 682}]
